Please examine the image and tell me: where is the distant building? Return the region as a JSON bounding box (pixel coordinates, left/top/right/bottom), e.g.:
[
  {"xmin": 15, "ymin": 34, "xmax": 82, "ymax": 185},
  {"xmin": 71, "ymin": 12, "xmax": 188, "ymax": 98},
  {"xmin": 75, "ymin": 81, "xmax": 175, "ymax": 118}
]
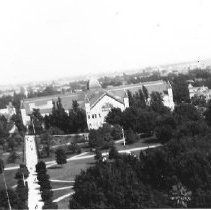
[
  {"xmin": 21, "ymin": 79, "xmax": 174, "ymax": 130},
  {"xmin": 188, "ymin": 84, "xmax": 211, "ymax": 101},
  {"xmin": 0, "ymin": 102, "xmax": 16, "ymax": 121}
]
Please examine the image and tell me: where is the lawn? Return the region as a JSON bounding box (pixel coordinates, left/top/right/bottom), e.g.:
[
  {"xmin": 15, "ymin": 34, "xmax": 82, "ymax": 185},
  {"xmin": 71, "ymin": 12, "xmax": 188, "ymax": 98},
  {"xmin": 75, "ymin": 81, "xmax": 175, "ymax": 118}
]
[
  {"xmin": 57, "ymin": 196, "xmax": 71, "ymax": 209},
  {"xmin": 115, "ymin": 135, "xmax": 160, "ymax": 151},
  {"xmin": 47, "ymin": 157, "xmax": 95, "ymax": 208},
  {"xmin": 0, "ymin": 151, "xmax": 24, "ymax": 168},
  {"xmin": 0, "ymin": 169, "xmax": 18, "ymax": 190},
  {"xmin": 48, "ymin": 158, "xmax": 95, "ymax": 181}
]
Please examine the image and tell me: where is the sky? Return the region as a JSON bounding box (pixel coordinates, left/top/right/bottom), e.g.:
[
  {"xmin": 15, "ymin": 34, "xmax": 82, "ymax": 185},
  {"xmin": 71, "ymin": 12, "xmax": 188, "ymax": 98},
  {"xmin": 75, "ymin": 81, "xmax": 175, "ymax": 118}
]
[{"xmin": 0, "ymin": 0, "xmax": 211, "ymax": 85}]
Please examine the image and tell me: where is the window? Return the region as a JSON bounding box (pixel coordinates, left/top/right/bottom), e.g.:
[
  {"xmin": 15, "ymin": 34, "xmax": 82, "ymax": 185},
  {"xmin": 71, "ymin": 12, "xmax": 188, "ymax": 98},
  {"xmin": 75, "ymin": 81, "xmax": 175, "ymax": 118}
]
[
  {"xmin": 94, "ymin": 114, "xmax": 97, "ymax": 118},
  {"xmin": 99, "ymin": 114, "xmax": 101, "ymax": 117},
  {"xmin": 92, "ymin": 114, "xmax": 94, "ymax": 119},
  {"xmin": 88, "ymin": 115, "xmax": 90, "ymax": 119}
]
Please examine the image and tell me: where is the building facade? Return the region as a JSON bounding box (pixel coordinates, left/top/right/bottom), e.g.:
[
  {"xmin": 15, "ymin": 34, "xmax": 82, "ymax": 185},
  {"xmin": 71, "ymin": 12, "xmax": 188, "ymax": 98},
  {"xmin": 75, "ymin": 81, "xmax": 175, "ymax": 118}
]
[{"xmin": 21, "ymin": 79, "xmax": 174, "ymax": 130}]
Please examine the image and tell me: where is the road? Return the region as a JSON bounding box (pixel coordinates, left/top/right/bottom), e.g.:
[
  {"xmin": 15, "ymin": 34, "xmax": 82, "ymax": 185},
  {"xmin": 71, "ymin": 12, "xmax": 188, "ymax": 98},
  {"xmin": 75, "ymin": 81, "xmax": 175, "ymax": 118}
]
[
  {"xmin": 5, "ymin": 144, "xmax": 161, "ymax": 171},
  {"xmin": 25, "ymin": 135, "xmax": 44, "ymax": 210}
]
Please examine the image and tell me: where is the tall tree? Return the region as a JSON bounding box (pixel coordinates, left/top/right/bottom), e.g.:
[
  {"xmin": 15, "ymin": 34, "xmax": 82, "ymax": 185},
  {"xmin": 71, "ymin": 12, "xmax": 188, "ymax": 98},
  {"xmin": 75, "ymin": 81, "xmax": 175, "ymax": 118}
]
[
  {"xmin": 30, "ymin": 108, "xmax": 43, "ymax": 134},
  {"xmin": 142, "ymin": 85, "xmax": 149, "ymax": 102},
  {"xmin": 55, "ymin": 148, "xmax": 67, "ymax": 166},
  {"xmin": 205, "ymin": 100, "xmax": 211, "ymax": 126},
  {"xmin": 172, "ymin": 75, "xmax": 190, "ymax": 104},
  {"xmin": 106, "ymin": 108, "xmax": 123, "ymax": 126},
  {"xmin": 150, "ymin": 91, "xmax": 170, "ymax": 114}
]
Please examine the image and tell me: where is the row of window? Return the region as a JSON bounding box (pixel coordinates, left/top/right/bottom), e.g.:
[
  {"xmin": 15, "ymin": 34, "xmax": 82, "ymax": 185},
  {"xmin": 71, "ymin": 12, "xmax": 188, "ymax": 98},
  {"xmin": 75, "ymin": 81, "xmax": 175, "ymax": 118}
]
[{"xmin": 88, "ymin": 113, "xmax": 101, "ymax": 119}]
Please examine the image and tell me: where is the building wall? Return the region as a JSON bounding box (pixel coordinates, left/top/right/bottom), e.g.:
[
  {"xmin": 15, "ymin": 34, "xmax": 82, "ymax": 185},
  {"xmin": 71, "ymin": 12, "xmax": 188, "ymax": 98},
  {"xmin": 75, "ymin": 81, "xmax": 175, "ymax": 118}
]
[
  {"xmin": 163, "ymin": 88, "xmax": 174, "ymax": 110},
  {"xmin": 29, "ymin": 100, "xmax": 53, "ymax": 111},
  {"xmin": 21, "ymin": 109, "xmax": 31, "ymax": 126},
  {"xmin": 86, "ymin": 95, "xmax": 126, "ymax": 130}
]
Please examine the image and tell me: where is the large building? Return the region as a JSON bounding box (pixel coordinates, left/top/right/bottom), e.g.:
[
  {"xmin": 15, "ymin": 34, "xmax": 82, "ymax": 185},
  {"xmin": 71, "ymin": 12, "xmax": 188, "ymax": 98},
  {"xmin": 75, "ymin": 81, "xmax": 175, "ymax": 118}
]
[
  {"xmin": 188, "ymin": 84, "xmax": 211, "ymax": 101},
  {"xmin": 21, "ymin": 79, "xmax": 174, "ymax": 130}
]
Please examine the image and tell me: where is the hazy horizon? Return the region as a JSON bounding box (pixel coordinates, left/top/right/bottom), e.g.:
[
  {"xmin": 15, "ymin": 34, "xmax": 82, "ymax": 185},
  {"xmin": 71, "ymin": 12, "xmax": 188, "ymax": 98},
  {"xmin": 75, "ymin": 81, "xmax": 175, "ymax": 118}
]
[{"xmin": 1, "ymin": 0, "xmax": 211, "ymax": 85}]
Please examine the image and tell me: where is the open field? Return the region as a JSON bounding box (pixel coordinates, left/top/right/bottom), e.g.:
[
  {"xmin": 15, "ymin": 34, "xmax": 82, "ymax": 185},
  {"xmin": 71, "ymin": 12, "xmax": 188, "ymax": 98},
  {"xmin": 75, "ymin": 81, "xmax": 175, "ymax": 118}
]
[
  {"xmin": 0, "ymin": 169, "xmax": 17, "ymax": 190},
  {"xmin": 48, "ymin": 157, "xmax": 95, "ymax": 181},
  {"xmin": 47, "ymin": 157, "xmax": 95, "ymax": 208}
]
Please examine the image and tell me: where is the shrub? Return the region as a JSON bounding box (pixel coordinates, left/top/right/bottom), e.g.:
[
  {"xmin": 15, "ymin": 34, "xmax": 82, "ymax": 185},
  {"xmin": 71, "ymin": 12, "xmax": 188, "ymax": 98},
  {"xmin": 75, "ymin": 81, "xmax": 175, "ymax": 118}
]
[
  {"xmin": 95, "ymin": 149, "xmax": 103, "ymax": 162},
  {"xmin": 125, "ymin": 128, "xmax": 139, "ymax": 144},
  {"xmin": 155, "ymin": 125, "xmax": 173, "ymax": 143},
  {"xmin": 7, "ymin": 151, "xmax": 20, "ymax": 164},
  {"xmin": 55, "ymin": 148, "xmax": 67, "ymax": 166},
  {"xmin": 67, "ymin": 143, "xmax": 81, "ymax": 154},
  {"xmin": 109, "ymin": 146, "xmax": 119, "ymax": 159},
  {"xmin": 111, "ymin": 124, "xmax": 123, "ymax": 140}
]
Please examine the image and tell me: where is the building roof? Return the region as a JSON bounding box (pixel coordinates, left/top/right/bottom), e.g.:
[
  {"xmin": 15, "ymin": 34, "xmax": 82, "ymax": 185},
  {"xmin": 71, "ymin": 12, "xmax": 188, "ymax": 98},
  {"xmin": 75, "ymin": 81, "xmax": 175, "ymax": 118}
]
[
  {"xmin": 22, "ymin": 80, "xmax": 170, "ymax": 115},
  {"xmin": 85, "ymin": 89, "xmax": 124, "ymax": 108},
  {"xmin": 23, "ymin": 92, "xmax": 85, "ymax": 115},
  {"xmin": 107, "ymin": 80, "xmax": 170, "ymax": 95}
]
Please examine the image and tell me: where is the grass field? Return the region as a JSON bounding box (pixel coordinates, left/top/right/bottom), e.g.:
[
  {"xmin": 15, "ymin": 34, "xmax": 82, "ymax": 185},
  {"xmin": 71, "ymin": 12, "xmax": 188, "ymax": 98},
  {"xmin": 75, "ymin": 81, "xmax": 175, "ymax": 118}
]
[
  {"xmin": 0, "ymin": 169, "xmax": 17, "ymax": 190},
  {"xmin": 47, "ymin": 157, "xmax": 95, "ymax": 208}
]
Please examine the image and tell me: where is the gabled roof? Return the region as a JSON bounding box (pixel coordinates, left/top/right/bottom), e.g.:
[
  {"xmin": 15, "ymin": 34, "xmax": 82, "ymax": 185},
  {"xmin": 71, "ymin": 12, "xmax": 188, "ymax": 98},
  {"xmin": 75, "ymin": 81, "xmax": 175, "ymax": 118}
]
[{"xmin": 86, "ymin": 90, "xmax": 125, "ymax": 109}]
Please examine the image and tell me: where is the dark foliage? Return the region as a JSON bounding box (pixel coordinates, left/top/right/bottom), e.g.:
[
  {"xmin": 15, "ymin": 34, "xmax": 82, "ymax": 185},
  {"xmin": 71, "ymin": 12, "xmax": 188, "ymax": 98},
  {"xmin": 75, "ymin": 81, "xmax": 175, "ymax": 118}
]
[{"xmin": 55, "ymin": 148, "xmax": 67, "ymax": 166}]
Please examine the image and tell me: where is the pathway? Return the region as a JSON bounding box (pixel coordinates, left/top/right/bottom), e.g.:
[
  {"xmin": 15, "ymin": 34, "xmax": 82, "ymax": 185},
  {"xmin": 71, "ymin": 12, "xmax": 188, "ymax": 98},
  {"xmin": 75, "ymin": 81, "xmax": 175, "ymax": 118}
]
[{"xmin": 25, "ymin": 135, "xmax": 44, "ymax": 210}]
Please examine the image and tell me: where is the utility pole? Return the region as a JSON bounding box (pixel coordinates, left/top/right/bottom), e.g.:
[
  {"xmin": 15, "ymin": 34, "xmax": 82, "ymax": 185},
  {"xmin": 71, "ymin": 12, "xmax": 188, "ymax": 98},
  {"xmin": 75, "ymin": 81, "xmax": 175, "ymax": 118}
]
[
  {"xmin": 122, "ymin": 127, "xmax": 125, "ymax": 147},
  {"xmin": 3, "ymin": 171, "xmax": 12, "ymax": 210}
]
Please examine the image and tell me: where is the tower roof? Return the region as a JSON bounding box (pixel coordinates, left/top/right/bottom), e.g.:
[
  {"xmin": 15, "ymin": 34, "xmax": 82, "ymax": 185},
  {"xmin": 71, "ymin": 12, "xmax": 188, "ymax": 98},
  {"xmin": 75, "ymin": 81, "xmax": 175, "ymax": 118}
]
[{"xmin": 88, "ymin": 78, "xmax": 101, "ymax": 90}]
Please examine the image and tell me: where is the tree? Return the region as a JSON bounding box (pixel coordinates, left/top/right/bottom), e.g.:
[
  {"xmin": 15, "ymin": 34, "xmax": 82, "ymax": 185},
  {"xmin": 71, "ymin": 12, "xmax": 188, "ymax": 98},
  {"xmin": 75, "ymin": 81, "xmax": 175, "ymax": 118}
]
[
  {"xmin": 125, "ymin": 128, "xmax": 139, "ymax": 144},
  {"xmin": 43, "ymin": 200, "xmax": 58, "ymax": 209},
  {"xmin": 95, "ymin": 148, "xmax": 103, "ymax": 162},
  {"xmin": 169, "ymin": 182, "xmax": 192, "ymax": 208},
  {"xmin": 205, "ymin": 99, "xmax": 211, "ymax": 126},
  {"xmin": 15, "ymin": 164, "xmax": 29, "ymax": 181},
  {"xmin": 69, "ymin": 156, "xmax": 170, "ymax": 209},
  {"xmin": 155, "ymin": 125, "xmax": 173, "ymax": 143},
  {"xmin": 89, "ymin": 124, "xmax": 113, "ymax": 149},
  {"xmin": 122, "ymin": 107, "xmax": 156, "ymax": 134},
  {"xmin": 173, "ymin": 103, "xmax": 201, "ymax": 124},
  {"xmin": 155, "ymin": 114, "xmax": 176, "ymax": 143},
  {"xmin": 10, "ymin": 113, "xmax": 26, "ymax": 135},
  {"xmin": 133, "ymin": 89, "xmax": 146, "ymax": 108},
  {"xmin": 40, "ymin": 132, "xmax": 52, "ymax": 157},
  {"xmin": 36, "ymin": 161, "xmax": 47, "ymax": 174},
  {"xmin": 175, "ymin": 120, "xmax": 209, "ymax": 138},
  {"xmin": 108, "ymin": 146, "xmax": 119, "ymax": 159},
  {"xmin": 16, "ymin": 179, "xmax": 28, "ymax": 209},
  {"xmin": 55, "ymin": 148, "xmax": 67, "ymax": 166},
  {"xmin": 150, "ymin": 91, "xmax": 170, "ymax": 114},
  {"xmin": 191, "ymin": 95, "xmax": 206, "ymax": 107},
  {"xmin": 7, "ymin": 151, "xmax": 20, "ymax": 164},
  {"xmin": 111, "ymin": 124, "xmax": 123, "ymax": 140},
  {"xmin": 142, "ymin": 85, "xmax": 149, "ymax": 102},
  {"xmin": 0, "ymin": 188, "xmax": 18, "ymax": 209},
  {"xmin": 127, "ymin": 90, "xmax": 135, "ymax": 107},
  {"xmin": 51, "ymin": 98, "xmax": 69, "ymax": 133},
  {"xmin": 0, "ymin": 158, "xmax": 4, "ymax": 174},
  {"xmin": 172, "ymin": 75, "xmax": 190, "ymax": 104},
  {"xmin": 106, "ymin": 108, "xmax": 123, "ymax": 126},
  {"xmin": 36, "ymin": 161, "xmax": 56, "ymax": 208},
  {"xmin": 7, "ymin": 136, "xmax": 19, "ymax": 152},
  {"xmin": 68, "ymin": 100, "xmax": 87, "ymax": 133},
  {"xmin": 68, "ymin": 142, "xmax": 81, "ymax": 154},
  {"xmin": 30, "ymin": 108, "xmax": 44, "ymax": 134}
]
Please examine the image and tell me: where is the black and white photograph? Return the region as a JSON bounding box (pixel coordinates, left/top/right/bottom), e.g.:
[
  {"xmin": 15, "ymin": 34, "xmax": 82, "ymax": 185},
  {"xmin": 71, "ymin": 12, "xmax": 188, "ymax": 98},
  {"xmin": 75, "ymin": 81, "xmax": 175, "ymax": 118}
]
[{"xmin": 0, "ymin": 0, "xmax": 211, "ymax": 209}]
